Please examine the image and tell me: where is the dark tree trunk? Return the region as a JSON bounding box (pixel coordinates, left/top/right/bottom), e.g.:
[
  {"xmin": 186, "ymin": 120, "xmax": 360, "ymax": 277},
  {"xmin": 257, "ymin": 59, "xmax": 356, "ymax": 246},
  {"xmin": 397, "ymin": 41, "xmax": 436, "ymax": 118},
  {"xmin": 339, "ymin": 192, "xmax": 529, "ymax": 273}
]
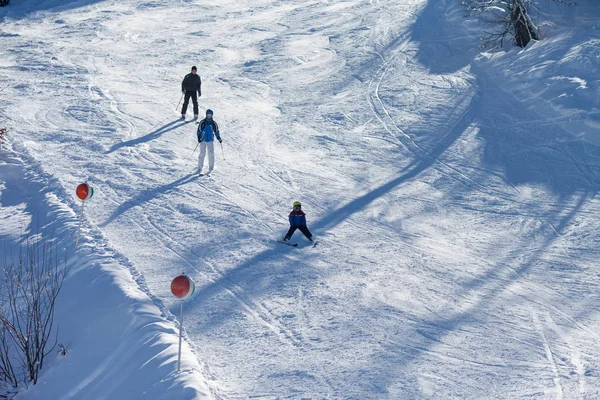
[{"xmin": 511, "ymin": 1, "xmax": 538, "ymax": 47}]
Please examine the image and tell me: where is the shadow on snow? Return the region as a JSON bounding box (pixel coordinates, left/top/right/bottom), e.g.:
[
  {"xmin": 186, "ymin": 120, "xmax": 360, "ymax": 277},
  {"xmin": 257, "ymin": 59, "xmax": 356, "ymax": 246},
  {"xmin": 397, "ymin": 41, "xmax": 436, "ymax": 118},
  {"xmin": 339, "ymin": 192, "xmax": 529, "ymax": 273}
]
[
  {"xmin": 0, "ymin": 0, "xmax": 105, "ymax": 21},
  {"xmin": 182, "ymin": 0, "xmax": 600, "ymax": 395},
  {"xmin": 105, "ymin": 119, "xmax": 189, "ymax": 154},
  {"xmin": 99, "ymin": 173, "xmax": 199, "ymax": 228}
]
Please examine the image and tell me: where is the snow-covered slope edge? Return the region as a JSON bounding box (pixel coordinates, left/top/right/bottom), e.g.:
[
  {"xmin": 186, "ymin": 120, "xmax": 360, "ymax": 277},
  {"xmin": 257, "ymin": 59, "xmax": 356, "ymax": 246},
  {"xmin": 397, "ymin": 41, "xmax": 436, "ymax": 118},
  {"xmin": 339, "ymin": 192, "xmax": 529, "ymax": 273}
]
[
  {"xmin": 0, "ymin": 139, "xmax": 214, "ymax": 400},
  {"xmin": 472, "ymin": 0, "xmax": 599, "ymax": 144}
]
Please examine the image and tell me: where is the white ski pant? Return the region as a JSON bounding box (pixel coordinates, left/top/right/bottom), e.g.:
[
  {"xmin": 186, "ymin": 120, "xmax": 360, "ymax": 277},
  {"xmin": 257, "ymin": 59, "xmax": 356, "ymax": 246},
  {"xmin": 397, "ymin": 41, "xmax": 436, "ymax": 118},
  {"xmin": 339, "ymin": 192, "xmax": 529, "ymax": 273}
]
[{"xmin": 198, "ymin": 141, "xmax": 215, "ymax": 171}]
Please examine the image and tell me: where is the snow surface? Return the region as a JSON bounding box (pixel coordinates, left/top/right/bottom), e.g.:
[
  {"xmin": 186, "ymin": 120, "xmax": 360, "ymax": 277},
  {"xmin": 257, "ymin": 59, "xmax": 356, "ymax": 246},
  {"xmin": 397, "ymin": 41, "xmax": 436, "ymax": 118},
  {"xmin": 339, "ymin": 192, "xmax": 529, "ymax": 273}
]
[{"xmin": 1, "ymin": 0, "xmax": 600, "ymax": 398}]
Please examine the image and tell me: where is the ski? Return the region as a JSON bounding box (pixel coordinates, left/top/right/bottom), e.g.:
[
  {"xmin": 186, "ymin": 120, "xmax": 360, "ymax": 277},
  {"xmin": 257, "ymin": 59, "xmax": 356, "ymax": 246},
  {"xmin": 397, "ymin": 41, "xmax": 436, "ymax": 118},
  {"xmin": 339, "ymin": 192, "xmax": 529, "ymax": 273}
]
[{"xmin": 277, "ymin": 240, "xmax": 298, "ymax": 247}]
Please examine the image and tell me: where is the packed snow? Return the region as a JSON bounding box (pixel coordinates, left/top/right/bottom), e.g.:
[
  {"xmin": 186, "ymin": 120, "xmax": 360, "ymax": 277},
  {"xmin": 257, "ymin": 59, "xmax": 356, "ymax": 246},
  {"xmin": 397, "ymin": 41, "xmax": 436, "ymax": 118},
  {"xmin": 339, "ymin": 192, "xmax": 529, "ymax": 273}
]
[{"xmin": 1, "ymin": 0, "xmax": 599, "ymax": 398}]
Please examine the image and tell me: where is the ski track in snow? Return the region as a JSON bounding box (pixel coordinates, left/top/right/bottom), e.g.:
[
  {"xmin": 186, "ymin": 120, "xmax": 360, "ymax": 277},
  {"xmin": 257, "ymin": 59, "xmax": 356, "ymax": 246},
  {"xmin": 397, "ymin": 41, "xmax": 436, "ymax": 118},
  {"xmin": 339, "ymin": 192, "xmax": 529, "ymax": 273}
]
[
  {"xmin": 530, "ymin": 306, "xmax": 565, "ymax": 400},
  {"xmin": 2, "ymin": 0, "xmax": 600, "ymax": 398}
]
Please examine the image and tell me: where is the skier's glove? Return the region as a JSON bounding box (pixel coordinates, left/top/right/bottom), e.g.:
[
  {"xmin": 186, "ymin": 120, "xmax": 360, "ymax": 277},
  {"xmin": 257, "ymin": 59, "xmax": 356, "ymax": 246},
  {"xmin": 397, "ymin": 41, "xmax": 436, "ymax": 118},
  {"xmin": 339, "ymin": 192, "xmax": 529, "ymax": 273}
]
[
  {"xmin": 218, "ymin": 138, "xmax": 222, "ymax": 143},
  {"xmin": 197, "ymin": 136, "xmax": 202, "ymax": 143}
]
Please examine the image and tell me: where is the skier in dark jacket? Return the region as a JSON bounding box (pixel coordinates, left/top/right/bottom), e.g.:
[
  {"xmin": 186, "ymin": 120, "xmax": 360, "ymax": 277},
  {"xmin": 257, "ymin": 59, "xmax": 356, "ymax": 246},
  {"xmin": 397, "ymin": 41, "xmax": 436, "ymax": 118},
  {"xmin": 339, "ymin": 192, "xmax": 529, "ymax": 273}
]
[
  {"xmin": 283, "ymin": 201, "xmax": 314, "ymax": 243},
  {"xmin": 181, "ymin": 66, "xmax": 201, "ymax": 120}
]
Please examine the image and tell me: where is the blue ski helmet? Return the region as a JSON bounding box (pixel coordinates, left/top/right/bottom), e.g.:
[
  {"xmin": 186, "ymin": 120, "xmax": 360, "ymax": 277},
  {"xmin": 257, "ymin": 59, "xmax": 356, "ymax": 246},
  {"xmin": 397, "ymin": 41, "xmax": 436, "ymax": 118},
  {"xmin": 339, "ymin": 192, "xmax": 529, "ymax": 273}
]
[{"xmin": 206, "ymin": 109, "xmax": 213, "ymax": 116}]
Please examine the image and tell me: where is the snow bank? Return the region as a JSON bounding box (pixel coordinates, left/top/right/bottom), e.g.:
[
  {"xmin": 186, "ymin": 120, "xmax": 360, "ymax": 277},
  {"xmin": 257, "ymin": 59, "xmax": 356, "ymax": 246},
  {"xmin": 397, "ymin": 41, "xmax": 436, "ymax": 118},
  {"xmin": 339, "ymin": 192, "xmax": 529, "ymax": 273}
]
[
  {"xmin": 477, "ymin": 0, "xmax": 600, "ymax": 144},
  {"xmin": 0, "ymin": 139, "xmax": 213, "ymax": 399}
]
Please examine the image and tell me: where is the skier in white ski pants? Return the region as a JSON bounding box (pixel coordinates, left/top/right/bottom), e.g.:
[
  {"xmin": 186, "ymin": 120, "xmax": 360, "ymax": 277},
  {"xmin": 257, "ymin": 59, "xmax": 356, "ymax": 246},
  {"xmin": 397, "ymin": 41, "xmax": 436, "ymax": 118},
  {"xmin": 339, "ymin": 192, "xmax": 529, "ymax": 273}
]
[
  {"xmin": 196, "ymin": 109, "xmax": 222, "ymax": 174},
  {"xmin": 198, "ymin": 141, "xmax": 215, "ymax": 173}
]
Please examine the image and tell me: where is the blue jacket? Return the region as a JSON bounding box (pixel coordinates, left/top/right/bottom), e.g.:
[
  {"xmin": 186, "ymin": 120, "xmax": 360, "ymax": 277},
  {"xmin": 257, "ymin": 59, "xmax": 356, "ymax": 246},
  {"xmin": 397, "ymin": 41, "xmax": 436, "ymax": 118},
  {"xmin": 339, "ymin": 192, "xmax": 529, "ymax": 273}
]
[
  {"xmin": 197, "ymin": 119, "xmax": 221, "ymax": 142},
  {"xmin": 288, "ymin": 210, "xmax": 307, "ymax": 227}
]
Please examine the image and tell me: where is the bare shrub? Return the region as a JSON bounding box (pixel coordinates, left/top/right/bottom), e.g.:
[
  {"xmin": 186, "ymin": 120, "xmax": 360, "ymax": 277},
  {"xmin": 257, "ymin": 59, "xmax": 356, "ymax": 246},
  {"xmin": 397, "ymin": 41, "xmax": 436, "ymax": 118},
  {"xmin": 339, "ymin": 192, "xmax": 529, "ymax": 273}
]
[
  {"xmin": 0, "ymin": 128, "xmax": 6, "ymax": 150},
  {"xmin": 463, "ymin": 0, "xmax": 573, "ymax": 48},
  {"xmin": 0, "ymin": 232, "xmax": 67, "ymax": 395},
  {"xmin": 57, "ymin": 343, "xmax": 69, "ymax": 357}
]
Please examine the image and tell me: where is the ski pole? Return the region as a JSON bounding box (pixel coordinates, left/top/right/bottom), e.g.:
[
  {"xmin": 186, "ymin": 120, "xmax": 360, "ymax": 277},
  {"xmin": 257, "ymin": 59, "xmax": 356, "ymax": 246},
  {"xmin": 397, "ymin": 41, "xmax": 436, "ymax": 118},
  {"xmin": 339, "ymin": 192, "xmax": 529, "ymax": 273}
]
[
  {"xmin": 220, "ymin": 141, "xmax": 225, "ymax": 160},
  {"xmin": 186, "ymin": 142, "xmax": 200, "ymax": 168},
  {"xmin": 176, "ymin": 93, "xmax": 184, "ymax": 112},
  {"xmin": 177, "ymin": 299, "xmax": 184, "ymax": 372}
]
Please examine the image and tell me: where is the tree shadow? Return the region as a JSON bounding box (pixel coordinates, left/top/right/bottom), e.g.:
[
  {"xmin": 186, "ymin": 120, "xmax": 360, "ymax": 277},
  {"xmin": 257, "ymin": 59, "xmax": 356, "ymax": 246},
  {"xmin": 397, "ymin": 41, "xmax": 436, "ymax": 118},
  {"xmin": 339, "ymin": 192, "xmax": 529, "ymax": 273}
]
[
  {"xmin": 99, "ymin": 173, "xmax": 198, "ymax": 228},
  {"xmin": 364, "ymin": 190, "xmax": 589, "ymax": 396},
  {"xmin": 410, "ymin": 0, "xmax": 480, "ymax": 74},
  {"xmin": 474, "ymin": 65, "xmax": 600, "ymax": 194},
  {"xmin": 350, "ymin": 1, "xmax": 600, "ymax": 394},
  {"xmin": 408, "ymin": 0, "xmax": 600, "ymax": 195},
  {"xmin": 0, "ymin": 0, "xmax": 105, "ymax": 21},
  {"xmin": 179, "ymin": 240, "xmax": 312, "ymax": 332},
  {"xmin": 179, "ymin": 2, "xmax": 600, "ymax": 394},
  {"xmin": 105, "ymin": 119, "xmax": 189, "ymax": 154},
  {"xmin": 313, "ymin": 93, "xmax": 478, "ymax": 232},
  {"xmin": 181, "ymin": 93, "xmax": 478, "ymax": 333}
]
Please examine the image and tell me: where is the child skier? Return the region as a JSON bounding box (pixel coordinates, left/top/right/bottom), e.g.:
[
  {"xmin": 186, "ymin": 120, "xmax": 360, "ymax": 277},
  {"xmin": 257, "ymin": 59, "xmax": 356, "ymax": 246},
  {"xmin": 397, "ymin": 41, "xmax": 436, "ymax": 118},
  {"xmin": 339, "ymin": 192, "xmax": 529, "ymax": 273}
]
[
  {"xmin": 282, "ymin": 201, "xmax": 314, "ymax": 244},
  {"xmin": 196, "ymin": 109, "xmax": 222, "ymax": 175}
]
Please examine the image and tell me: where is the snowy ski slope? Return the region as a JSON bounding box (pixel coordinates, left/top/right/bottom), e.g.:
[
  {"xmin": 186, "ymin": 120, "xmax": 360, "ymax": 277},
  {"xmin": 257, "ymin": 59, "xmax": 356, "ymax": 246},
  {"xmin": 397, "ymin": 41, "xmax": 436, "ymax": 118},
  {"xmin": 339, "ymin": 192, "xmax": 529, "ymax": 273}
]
[{"xmin": 1, "ymin": 0, "xmax": 600, "ymax": 398}]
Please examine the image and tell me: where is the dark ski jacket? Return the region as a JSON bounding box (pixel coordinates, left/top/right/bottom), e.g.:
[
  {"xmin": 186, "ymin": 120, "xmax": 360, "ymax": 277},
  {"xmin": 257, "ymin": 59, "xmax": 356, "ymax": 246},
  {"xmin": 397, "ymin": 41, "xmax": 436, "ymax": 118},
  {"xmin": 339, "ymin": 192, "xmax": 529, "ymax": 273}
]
[
  {"xmin": 182, "ymin": 73, "xmax": 201, "ymax": 95},
  {"xmin": 197, "ymin": 118, "xmax": 221, "ymax": 142},
  {"xmin": 288, "ymin": 210, "xmax": 307, "ymax": 227}
]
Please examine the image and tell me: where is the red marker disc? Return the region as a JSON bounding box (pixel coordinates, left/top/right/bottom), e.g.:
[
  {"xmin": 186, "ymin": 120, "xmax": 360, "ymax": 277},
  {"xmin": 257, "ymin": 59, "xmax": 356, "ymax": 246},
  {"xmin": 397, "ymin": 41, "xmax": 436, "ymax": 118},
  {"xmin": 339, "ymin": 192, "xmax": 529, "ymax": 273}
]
[
  {"xmin": 171, "ymin": 275, "xmax": 195, "ymax": 300},
  {"xmin": 76, "ymin": 183, "xmax": 94, "ymax": 201}
]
